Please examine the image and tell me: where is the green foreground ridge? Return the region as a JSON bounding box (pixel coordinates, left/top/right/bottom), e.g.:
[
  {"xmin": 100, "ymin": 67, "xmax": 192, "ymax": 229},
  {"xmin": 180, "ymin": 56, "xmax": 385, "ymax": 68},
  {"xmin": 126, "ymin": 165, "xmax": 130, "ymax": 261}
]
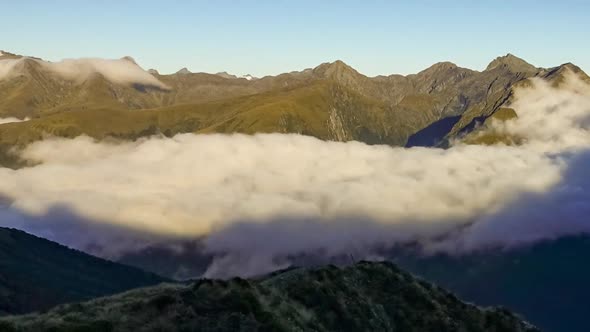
[{"xmin": 2, "ymin": 261, "xmax": 538, "ymax": 332}]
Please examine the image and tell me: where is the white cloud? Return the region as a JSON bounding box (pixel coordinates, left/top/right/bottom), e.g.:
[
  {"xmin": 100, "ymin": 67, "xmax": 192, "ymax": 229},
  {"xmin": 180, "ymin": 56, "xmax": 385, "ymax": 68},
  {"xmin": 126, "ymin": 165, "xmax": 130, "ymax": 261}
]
[{"xmin": 4, "ymin": 133, "xmax": 561, "ymax": 236}]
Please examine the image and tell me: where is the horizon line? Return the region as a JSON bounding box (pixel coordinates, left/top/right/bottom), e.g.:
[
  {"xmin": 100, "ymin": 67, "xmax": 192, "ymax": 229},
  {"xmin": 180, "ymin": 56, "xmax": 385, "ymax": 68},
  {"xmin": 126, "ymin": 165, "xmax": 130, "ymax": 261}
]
[{"xmin": 1, "ymin": 48, "xmax": 584, "ymax": 79}]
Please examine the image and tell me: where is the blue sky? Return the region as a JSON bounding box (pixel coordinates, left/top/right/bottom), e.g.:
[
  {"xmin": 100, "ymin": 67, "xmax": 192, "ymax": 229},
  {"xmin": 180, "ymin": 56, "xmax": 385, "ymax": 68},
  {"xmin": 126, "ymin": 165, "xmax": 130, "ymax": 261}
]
[{"xmin": 2, "ymin": 1, "xmax": 589, "ymax": 76}]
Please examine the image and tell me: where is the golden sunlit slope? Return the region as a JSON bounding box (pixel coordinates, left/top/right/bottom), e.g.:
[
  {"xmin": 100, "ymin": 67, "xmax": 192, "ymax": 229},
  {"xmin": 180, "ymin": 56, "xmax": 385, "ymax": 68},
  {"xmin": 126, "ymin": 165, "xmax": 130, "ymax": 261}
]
[{"xmin": 0, "ymin": 80, "xmax": 399, "ymax": 149}]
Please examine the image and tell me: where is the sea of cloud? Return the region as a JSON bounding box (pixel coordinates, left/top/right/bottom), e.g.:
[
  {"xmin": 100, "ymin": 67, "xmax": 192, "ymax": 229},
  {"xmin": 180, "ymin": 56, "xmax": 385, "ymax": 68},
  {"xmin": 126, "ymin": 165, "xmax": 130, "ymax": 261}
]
[{"xmin": 0, "ymin": 71, "xmax": 589, "ymax": 277}]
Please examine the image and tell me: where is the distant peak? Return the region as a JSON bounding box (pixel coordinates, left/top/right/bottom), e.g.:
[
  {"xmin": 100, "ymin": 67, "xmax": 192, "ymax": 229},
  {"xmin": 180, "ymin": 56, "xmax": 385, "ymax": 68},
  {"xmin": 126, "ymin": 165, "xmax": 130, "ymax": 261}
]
[
  {"xmin": 313, "ymin": 60, "xmax": 361, "ymax": 80},
  {"xmin": 328, "ymin": 59, "xmax": 354, "ymax": 71},
  {"xmin": 315, "ymin": 60, "xmax": 353, "ymax": 70},
  {"xmin": 419, "ymin": 61, "xmax": 459, "ymax": 74},
  {"xmin": 433, "ymin": 61, "xmax": 458, "ymax": 68},
  {"xmin": 176, "ymin": 67, "xmax": 192, "ymax": 75},
  {"xmin": 541, "ymin": 62, "xmax": 590, "ymax": 84},
  {"xmin": 215, "ymin": 71, "xmax": 238, "ymax": 79},
  {"xmin": 241, "ymin": 74, "xmax": 257, "ymax": 81},
  {"xmin": 331, "ymin": 59, "xmax": 347, "ymax": 66},
  {"xmin": 485, "ymin": 53, "xmax": 537, "ymax": 73},
  {"xmin": 555, "ymin": 62, "xmax": 582, "ymax": 72},
  {"xmin": 121, "ymin": 56, "xmax": 137, "ymax": 65},
  {"xmin": 147, "ymin": 69, "xmax": 159, "ymax": 75}
]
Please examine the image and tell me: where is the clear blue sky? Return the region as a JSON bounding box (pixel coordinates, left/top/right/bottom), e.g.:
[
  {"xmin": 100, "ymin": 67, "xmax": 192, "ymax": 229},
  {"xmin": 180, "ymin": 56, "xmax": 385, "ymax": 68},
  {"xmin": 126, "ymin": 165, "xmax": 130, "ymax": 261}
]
[{"xmin": 2, "ymin": 1, "xmax": 589, "ymax": 77}]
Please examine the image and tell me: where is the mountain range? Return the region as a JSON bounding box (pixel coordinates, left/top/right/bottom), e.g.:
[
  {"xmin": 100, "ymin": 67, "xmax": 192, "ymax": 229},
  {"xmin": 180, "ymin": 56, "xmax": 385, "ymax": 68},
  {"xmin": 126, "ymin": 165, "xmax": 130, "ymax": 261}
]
[{"xmin": 1, "ymin": 50, "xmax": 588, "ymax": 168}]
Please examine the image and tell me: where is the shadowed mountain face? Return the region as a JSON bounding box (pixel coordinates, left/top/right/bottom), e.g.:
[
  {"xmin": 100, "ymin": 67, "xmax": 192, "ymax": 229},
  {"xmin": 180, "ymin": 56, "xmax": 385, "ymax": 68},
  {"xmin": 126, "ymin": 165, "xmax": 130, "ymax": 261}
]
[
  {"xmin": 1, "ymin": 261, "xmax": 538, "ymax": 332},
  {"xmin": 0, "ymin": 227, "xmax": 167, "ymax": 315},
  {"xmin": 405, "ymin": 115, "xmax": 461, "ymax": 147},
  {"xmin": 1, "ymin": 52, "xmax": 583, "ymax": 166}
]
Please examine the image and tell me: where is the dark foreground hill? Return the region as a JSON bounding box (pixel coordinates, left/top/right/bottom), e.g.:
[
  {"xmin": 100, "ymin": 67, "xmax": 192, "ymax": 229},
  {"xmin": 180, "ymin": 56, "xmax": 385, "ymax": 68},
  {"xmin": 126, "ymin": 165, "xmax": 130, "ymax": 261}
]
[
  {"xmin": 1, "ymin": 262, "xmax": 538, "ymax": 332},
  {"xmin": 0, "ymin": 227, "xmax": 167, "ymax": 315},
  {"xmin": 116, "ymin": 236, "xmax": 590, "ymax": 332}
]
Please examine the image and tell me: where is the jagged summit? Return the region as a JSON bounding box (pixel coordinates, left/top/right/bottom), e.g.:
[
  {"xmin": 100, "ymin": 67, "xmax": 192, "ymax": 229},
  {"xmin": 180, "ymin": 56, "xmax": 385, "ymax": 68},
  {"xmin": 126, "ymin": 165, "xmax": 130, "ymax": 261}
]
[
  {"xmin": 486, "ymin": 53, "xmax": 538, "ymax": 73},
  {"xmin": 176, "ymin": 67, "xmax": 192, "ymax": 75}
]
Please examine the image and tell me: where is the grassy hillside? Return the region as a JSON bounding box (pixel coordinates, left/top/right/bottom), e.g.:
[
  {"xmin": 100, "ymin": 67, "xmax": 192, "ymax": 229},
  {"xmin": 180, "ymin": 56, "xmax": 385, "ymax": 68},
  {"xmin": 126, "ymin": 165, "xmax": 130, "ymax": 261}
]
[
  {"xmin": 0, "ymin": 227, "xmax": 167, "ymax": 315},
  {"xmin": 0, "ymin": 79, "xmax": 418, "ymax": 167},
  {"xmin": 1, "ymin": 261, "xmax": 538, "ymax": 332}
]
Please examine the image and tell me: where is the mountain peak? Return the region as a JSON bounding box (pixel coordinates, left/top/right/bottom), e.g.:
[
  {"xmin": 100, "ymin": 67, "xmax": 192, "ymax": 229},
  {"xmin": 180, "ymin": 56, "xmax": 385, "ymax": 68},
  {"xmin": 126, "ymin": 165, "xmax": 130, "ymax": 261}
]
[
  {"xmin": 541, "ymin": 62, "xmax": 590, "ymax": 85},
  {"xmin": 328, "ymin": 59, "xmax": 354, "ymax": 71},
  {"xmin": 241, "ymin": 74, "xmax": 257, "ymax": 81},
  {"xmin": 312, "ymin": 60, "xmax": 362, "ymax": 82},
  {"xmin": 417, "ymin": 61, "xmax": 460, "ymax": 75},
  {"xmin": 121, "ymin": 56, "xmax": 137, "ymax": 65},
  {"xmin": 176, "ymin": 67, "xmax": 192, "ymax": 75},
  {"xmin": 147, "ymin": 68, "xmax": 159, "ymax": 75},
  {"xmin": 486, "ymin": 53, "xmax": 537, "ymax": 73}
]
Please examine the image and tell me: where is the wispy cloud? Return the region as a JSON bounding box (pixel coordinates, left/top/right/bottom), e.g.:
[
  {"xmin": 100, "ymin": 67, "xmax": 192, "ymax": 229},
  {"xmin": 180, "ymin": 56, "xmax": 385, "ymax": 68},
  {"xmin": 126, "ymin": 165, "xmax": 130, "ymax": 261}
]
[{"xmin": 0, "ymin": 57, "xmax": 167, "ymax": 88}]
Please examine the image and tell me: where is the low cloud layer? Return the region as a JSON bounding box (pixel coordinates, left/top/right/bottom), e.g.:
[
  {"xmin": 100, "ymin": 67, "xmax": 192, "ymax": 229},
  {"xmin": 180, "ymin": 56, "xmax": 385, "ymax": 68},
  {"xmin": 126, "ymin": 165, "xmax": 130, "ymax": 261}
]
[
  {"xmin": 0, "ymin": 57, "xmax": 167, "ymax": 88},
  {"xmin": 0, "ymin": 71, "xmax": 589, "ymax": 277}
]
